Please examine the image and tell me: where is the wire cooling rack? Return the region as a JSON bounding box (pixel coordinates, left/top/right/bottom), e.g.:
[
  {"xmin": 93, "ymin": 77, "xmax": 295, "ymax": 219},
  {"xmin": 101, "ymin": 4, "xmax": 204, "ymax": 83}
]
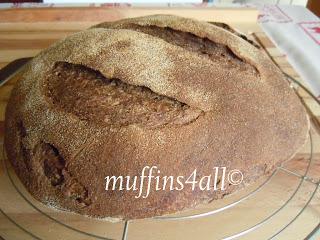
[{"xmin": 0, "ymin": 72, "xmax": 319, "ymax": 240}]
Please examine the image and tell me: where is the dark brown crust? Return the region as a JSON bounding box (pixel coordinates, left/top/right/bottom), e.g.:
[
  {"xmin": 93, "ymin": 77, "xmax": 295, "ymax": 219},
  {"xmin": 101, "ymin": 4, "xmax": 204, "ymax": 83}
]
[
  {"xmin": 44, "ymin": 61, "xmax": 203, "ymax": 128},
  {"xmin": 4, "ymin": 15, "xmax": 309, "ymax": 220},
  {"xmin": 208, "ymin": 22, "xmax": 261, "ymax": 48}
]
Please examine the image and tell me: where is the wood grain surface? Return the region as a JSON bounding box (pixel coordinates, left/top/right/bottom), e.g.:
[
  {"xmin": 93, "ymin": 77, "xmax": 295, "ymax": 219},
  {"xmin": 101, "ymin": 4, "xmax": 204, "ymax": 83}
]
[{"xmin": 0, "ymin": 7, "xmax": 319, "ymax": 240}]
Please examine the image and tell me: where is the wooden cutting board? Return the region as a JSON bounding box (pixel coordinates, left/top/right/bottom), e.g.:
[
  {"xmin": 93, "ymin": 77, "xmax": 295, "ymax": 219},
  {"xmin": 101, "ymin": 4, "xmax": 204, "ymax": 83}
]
[{"xmin": 0, "ymin": 7, "xmax": 319, "ymax": 240}]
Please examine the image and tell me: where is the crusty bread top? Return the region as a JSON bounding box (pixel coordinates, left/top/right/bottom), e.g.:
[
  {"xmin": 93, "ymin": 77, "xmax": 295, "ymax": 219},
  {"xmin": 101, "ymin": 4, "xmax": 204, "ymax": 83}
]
[
  {"xmin": 23, "ymin": 14, "xmax": 284, "ymax": 114},
  {"xmin": 11, "ymin": 14, "xmax": 308, "ymax": 153},
  {"xmin": 10, "ymin": 14, "xmax": 308, "ymax": 147}
]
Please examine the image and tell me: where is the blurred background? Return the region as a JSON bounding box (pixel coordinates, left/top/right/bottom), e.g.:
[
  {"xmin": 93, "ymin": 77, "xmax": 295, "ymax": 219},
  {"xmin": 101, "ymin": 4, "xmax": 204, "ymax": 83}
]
[
  {"xmin": 0, "ymin": 0, "xmax": 308, "ymax": 6},
  {"xmin": 0, "ymin": 0, "xmax": 311, "ymax": 6},
  {"xmin": 0, "ymin": 0, "xmax": 318, "ymax": 17}
]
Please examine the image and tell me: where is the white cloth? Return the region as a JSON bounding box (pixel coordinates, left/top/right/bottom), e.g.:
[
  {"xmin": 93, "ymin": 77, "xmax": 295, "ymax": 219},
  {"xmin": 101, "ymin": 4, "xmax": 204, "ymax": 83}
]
[{"xmin": 258, "ymin": 4, "xmax": 320, "ymax": 98}]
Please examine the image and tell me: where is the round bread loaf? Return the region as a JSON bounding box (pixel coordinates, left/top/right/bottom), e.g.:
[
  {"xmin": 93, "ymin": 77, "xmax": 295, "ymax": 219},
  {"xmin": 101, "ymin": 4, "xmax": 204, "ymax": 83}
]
[{"xmin": 4, "ymin": 15, "xmax": 309, "ymax": 219}]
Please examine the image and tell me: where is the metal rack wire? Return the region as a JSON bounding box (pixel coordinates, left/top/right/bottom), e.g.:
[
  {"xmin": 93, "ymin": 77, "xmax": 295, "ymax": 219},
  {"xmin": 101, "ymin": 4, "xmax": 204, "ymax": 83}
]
[{"xmin": 0, "ymin": 73, "xmax": 319, "ymax": 240}]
